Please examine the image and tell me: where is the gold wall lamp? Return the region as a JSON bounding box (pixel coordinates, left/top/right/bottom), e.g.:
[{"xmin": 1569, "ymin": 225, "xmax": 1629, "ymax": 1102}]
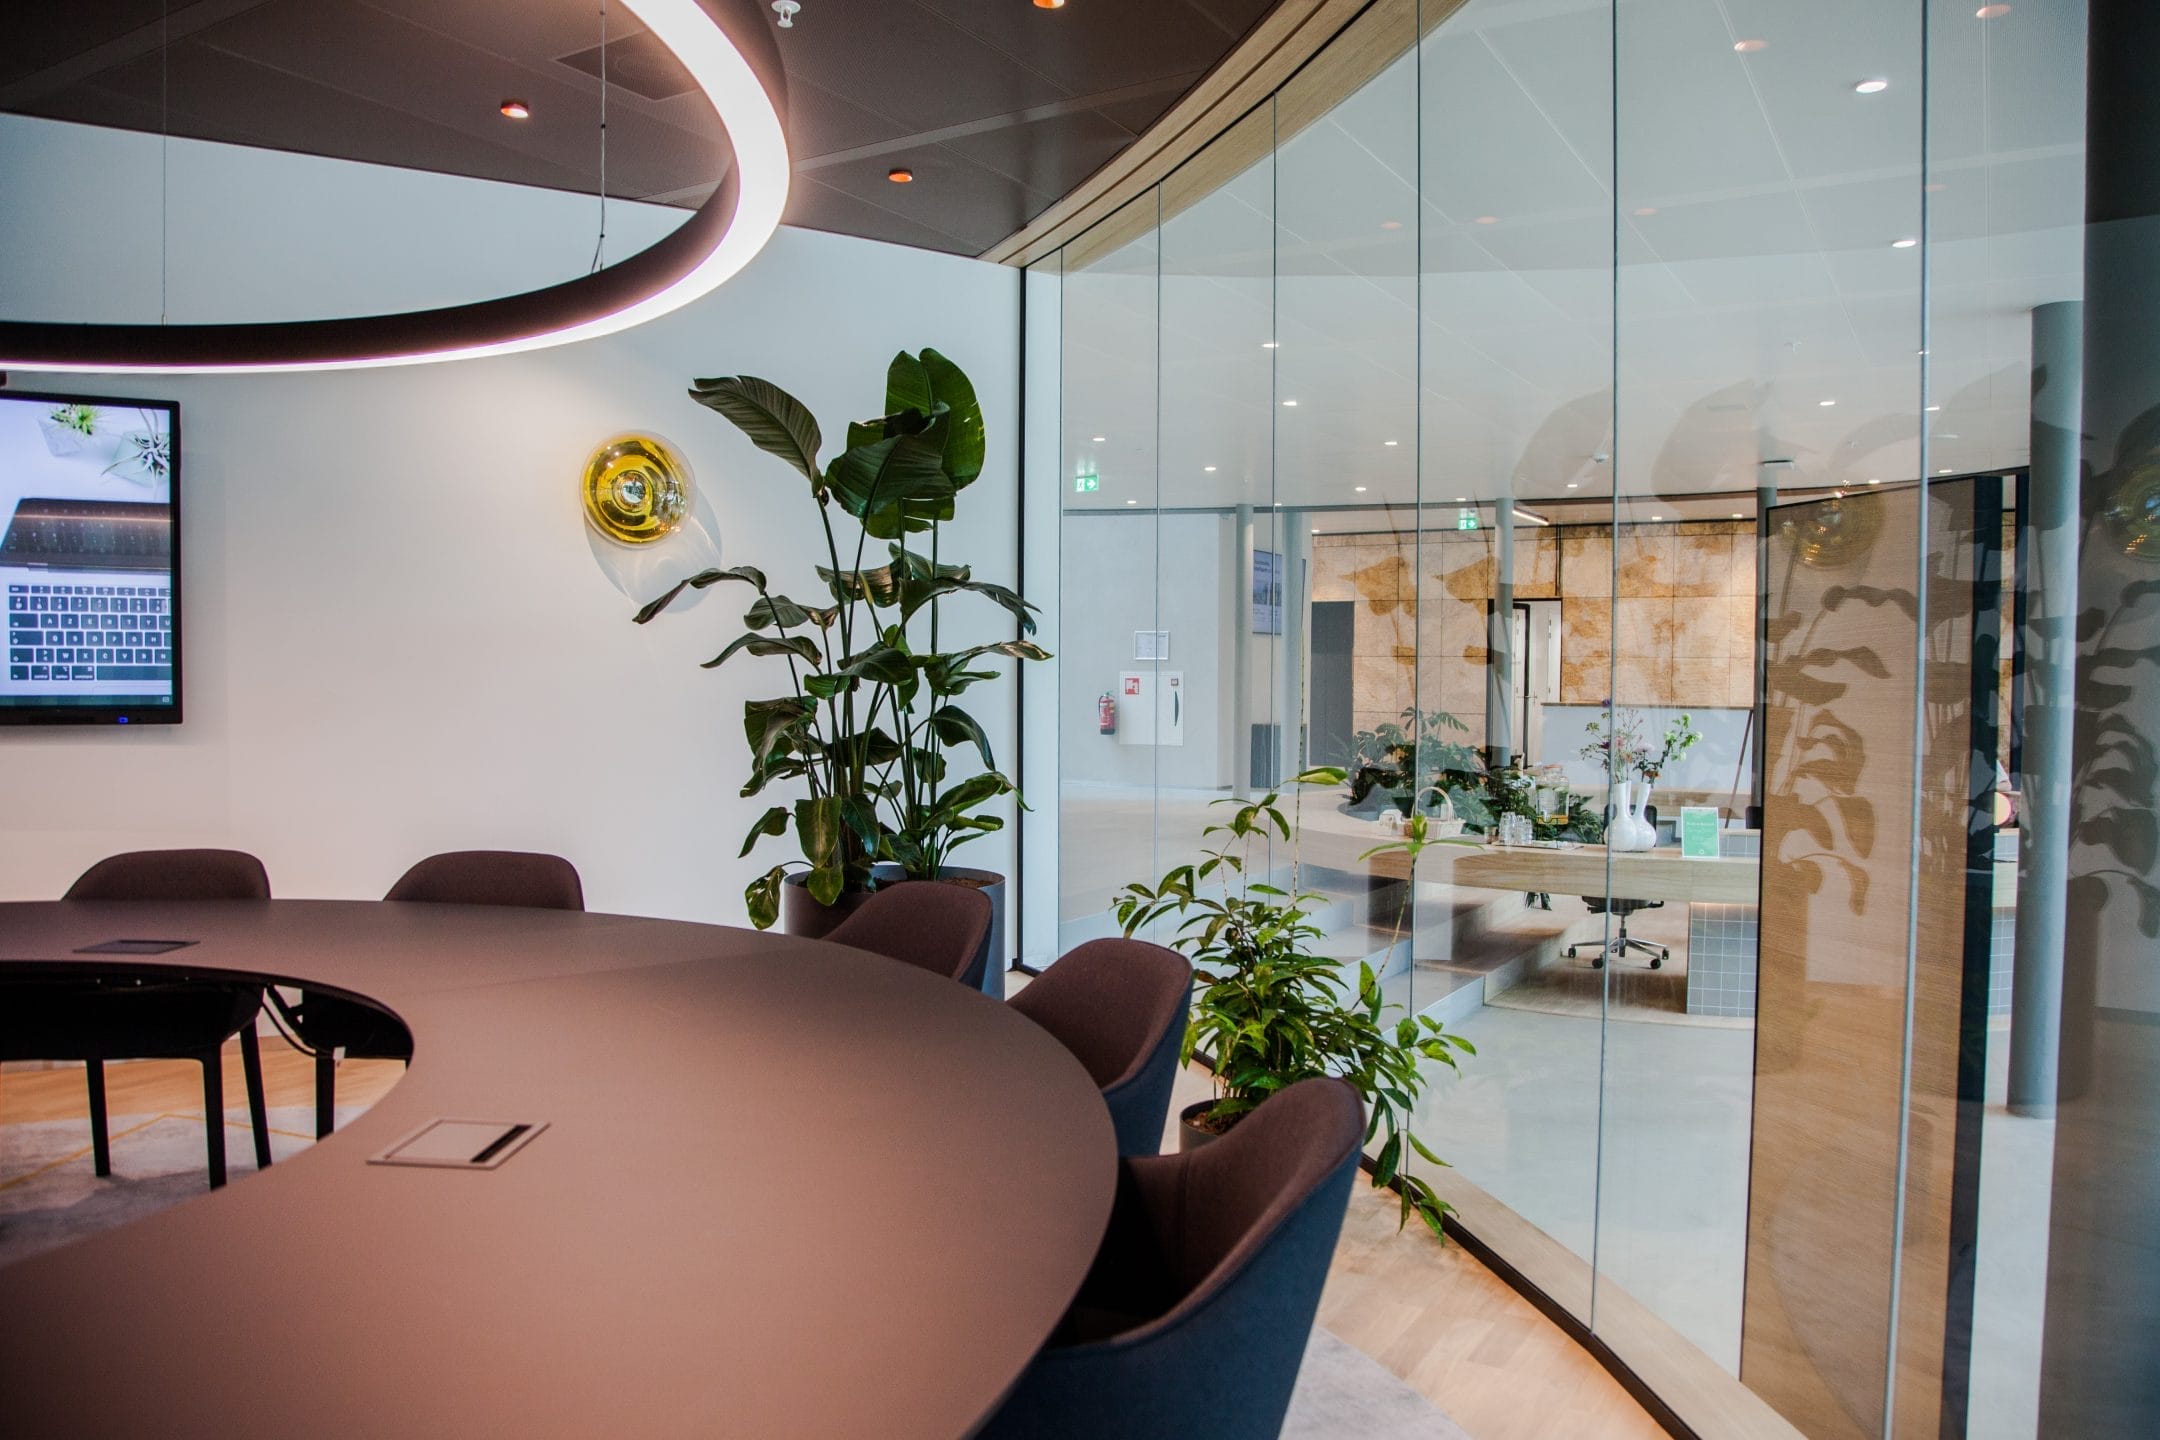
[{"xmin": 583, "ymin": 433, "xmax": 694, "ymax": 545}]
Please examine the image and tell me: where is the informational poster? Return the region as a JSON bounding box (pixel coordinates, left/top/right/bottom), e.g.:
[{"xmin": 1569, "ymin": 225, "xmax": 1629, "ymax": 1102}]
[
  {"xmin": 1252, "ymin": 550, "xmax": 1283, "ymax": 635},
  {"xmin": 1115, "ymin": 670, "xmax": 1184, "ymax": 747},
  {"xmin": 1680, "ymin": 806, "xmax": 1721, "ymax": 857},
  {"xmin": 1133, "ymin": 629, "xmax": 1170, "ymax": 661}
]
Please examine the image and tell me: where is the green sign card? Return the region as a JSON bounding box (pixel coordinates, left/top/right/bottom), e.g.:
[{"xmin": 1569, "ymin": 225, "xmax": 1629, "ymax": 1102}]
[{"xmin": 1680, "ymin": 806, "xmax": 1720, "ymax": 858}]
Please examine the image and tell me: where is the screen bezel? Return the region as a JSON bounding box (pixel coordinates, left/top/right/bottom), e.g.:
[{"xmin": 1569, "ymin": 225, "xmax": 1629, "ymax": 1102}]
[{"xmin": 0, "ymin": 387, "xmax": 183, "ymax": 727}]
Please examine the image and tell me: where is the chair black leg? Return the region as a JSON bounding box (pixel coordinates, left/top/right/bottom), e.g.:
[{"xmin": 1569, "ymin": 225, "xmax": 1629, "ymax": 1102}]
[
  {"xmin": 201, "ymin": 1053, "xmax": 227, "ymax": 1189},
  {"xmin": 315, "ymin": 1049, "xmax": 337, "ymax": 1139},
  {"xmin": 85, "ymin": 1059, "xmax": 112, "ymax": 1177},
  {"xmin": 240, "ymin": 1025, "xmax": 272, "ymax": 1170}
]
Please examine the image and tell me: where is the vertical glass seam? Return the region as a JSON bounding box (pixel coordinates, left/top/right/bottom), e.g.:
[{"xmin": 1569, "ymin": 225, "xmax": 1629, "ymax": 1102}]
[{"xmin": 1882, "ymin": 1, "xmax": 1936, "ymax": 1431}]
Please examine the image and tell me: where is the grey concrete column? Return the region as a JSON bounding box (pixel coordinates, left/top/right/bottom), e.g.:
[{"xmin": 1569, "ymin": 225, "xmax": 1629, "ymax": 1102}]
[
  {"xmin": 1232, "ymin": 504, "xmax": 1255, "ymax": 797},
  {"xmin": 1485, "ymin": 495, "xmax": 1516, "ymax": 767},
  {"xmin": 2039, "ymin": 2, "xmax": 2160, "ymax": 1430},
  {"xmin": 2009, "ymin": 301, "xmax": 2082, "ymax": 1117},
  {"xmin": 1278, "ymin": 517, "xmax": 1308, "ymax": 781}
]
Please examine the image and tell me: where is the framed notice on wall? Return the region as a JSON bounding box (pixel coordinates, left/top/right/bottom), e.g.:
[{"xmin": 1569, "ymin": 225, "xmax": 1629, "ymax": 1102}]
[
  {"xmin": 1134, "ymin": 630, "xmax": 1170, "ymax": 661},
  {"xmin": 1252, "ymin": 550, "xmax": 1283, "ymax": 634}
]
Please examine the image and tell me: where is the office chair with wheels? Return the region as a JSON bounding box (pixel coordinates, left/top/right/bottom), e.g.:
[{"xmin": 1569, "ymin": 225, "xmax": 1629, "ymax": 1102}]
[
  {"xmin": 275, "ymin": 850, "xmax": 583, "ymax": 1136},
  {"xmin": 1567, "ymin": 804, "xmax": 1668, "ymax": 970},
  {"xmin": 13, "ymin": 848, "xmax": 279, "ymax": 1187},
  {"xmin": 976, "ymin": 1078, "xmax": 1364, "ymax": 1440},
  {"xmin": 824, "ymin": 881, "xmax": 994, "ymax": 990},
  {"xmin": 1007, "ymin": 938, "xmax": 1192, "ymax": 1157}
]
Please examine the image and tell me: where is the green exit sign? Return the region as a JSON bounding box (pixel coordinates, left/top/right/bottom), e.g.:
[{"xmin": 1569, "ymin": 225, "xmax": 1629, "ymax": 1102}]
[
  {"xmin": 1074, "ymin": 473, "xmax": 1100, "ymax": 493},
  {"xmin": 1456, "ymin": 507, "xmax": 1479, "ymax": 530}
]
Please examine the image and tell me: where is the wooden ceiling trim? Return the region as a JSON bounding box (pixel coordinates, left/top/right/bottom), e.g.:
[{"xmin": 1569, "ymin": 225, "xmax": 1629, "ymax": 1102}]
[{"xmin": 996, "ymin": 0, "xmax": 1470, "ymax": 272}]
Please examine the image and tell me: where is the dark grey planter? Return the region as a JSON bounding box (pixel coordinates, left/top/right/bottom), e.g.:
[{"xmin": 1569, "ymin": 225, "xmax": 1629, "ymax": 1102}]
[{"xmin": 1178, "ymin": 1099, "xmax": 1225, "ymax": 1153}]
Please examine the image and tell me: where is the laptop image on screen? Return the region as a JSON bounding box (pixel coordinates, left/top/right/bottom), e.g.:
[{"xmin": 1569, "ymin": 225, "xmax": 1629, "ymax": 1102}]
[{"xmin": 3, "ymin": 498, "xmax": 175, "ymax": 699}]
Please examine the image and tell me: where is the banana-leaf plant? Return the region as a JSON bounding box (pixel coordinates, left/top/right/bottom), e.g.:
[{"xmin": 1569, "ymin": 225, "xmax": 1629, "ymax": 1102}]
[
  {"xmin": 1111, "ymin": 767, "xmax": 1476, "ymax": 1237},
  {"xmin": 634, "ymin": 349, "xmax": 1046, "ymax": 928}
]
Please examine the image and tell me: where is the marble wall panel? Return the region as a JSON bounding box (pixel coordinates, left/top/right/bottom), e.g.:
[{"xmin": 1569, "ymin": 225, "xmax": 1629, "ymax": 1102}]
[
  {"xmin": 1353, "ymin": 652, "xmax": 1414, "ymax": 716},
  {"xmin": 1611, "ymin": 653, "xmax": 1672, "ymax": 707},
  {"xmin": 1514, "ymin": 532, "xmax": 1560, "ymax": 598},
  {"xmin": 1673, "ymin": 531, "xmax": 1734, "ymax": 598},
  {"xmin": 1617, "ymin": 531, "xmax": 1677, "ymax": 597},
  {"xmin": 1672, "ymin": 592, "xmax": 1735, "ymax": 660},
  {"xmin": 1615, "ymin": 596, "xmax": 1676, "ymax": 655},
  {"xmin": 1558, "ymin": 531, "xmax": 1612, "ymax": 595},
  {"xmin": 1311, "ymin": 540, "xmax": 1356, "ymax": 602}
]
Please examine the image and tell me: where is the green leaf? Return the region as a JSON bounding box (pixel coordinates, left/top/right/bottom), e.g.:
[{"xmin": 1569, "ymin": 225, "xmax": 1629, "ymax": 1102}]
[
  {"xmin": 745, "ymin": 595, "xmax": 814, "ymax": 630},
  {"xmin": 920, "ymin": 348, "xmax": 985, "ymax": 487},
  {"xmin": 795, "ymin": 797, "xmax": 842, "ymax": 866},
  {"xmin": 688, "ymin": 375, "xmax": 823, "ymax": 487},
  {"xmin": 926, "ymin": 705, "xmax": 997, "ymax": 770},
  {"xmin": 837, "ymin": 644, "xmax": 916, "ymax": 686},
  {"xmin": 745, "ymin": 866, "xmax": 786, "ymax": 930},
  {"xmin": 739, "ymin": 805, "xmax": 788, "ymax": 859},
  {"xmin": 806, "ymin": 864, "xmax": 845, "ymax": 906},
  {"xmin": 825, "ymin": 432, "xmax": 954, "ymax": 536},
  {"xmin": 884, "ymin": 350, "xmax": 935, "ymax": 417},
  {"xmin": 702, "ymin": 633, "xmax": 821, "ymax": 670},
  {"xmin": 804, "ymin": 672, "xmax": 856, "ymax": 700},
  {"xmin": 744, "ymin": 696, "xmax": 814, "ymax": 764}
]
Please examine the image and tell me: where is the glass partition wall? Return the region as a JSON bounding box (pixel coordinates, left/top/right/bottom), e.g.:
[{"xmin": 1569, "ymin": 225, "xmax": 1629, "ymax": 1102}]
[{"xmin": 1028, "ymin": 1, "xmax": 2128, "ymax": 1436}]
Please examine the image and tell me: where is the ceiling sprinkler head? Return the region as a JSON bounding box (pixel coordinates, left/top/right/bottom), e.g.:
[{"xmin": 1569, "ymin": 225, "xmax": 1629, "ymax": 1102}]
[{"xmin": 772, "ymin": 0, "xmax": 801, "ymax": 27}]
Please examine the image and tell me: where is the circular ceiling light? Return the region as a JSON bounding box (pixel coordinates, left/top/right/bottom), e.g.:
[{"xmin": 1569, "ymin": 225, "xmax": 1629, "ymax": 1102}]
[
  {"xmin": 1, "ymin": 0, "xmax": 790, "ymax": 373},
  {"xmin": 1203, "ymin": 465, "xmax": 1217, "ymax": 472},
  {"xmin": 887, "ymin": 167, "xmax": 915, "ymax": 183},
  {"xmin": 1733, "ymin": 39, "xmax": 1768, "ymax": 53},
  {"xmin": 1891, "ymin": 237, "xmax": 1919, "ymax": 248},
  {"xmin": 1091, "ymin": 435, "xmax": 1107, "ymax": 443},
  {"xmin": 1383, "ymin": 439, "xmax": 1398, "ymax": 446},
  {"xmin": 1355, "ymin": 485, "xmax": 1368, "ymax": 492},
  {"xmin": 1380, "ymin": 219, "xmax": 1404, "ymax": 230},
  {"xmin": 1474, "ymin": 215, "xmax": 1499, "ymax": 225},
  {"xmin": 1819, "ymin": 398, "xmax": 1837, "ymax": 407},
  {"xmin": 1853, "ymin": 78, "xmax": 1888, "ymax": 94},
  {"xmin": 1633, "ymin": 206, "xmax": 1658, "ymax": 216},
  {"xmin": 499, "ymin": 99, "xmax": 532, "ymax": 119},
  {"xmin": 1976, "ymin": 4, "xmax": 2010, "ymax": 17}
]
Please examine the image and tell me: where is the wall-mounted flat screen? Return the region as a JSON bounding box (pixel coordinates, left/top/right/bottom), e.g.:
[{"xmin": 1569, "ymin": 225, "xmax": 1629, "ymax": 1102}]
[{"xmin": 0, "ymin": 390, "xmax": 180, "ymax": 725}]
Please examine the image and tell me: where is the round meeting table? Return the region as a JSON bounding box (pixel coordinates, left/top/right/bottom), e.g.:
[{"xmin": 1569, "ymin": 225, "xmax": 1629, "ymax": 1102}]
[{"xmin": 0, "ymin": 899, "xmax": 1117, "ymax": 1440}]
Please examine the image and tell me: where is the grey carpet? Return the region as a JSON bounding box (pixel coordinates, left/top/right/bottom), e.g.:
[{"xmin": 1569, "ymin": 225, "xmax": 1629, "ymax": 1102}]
[{"xmin": 1285, "ymin": 1326, "xmax": 1474, "ymax": 1440}]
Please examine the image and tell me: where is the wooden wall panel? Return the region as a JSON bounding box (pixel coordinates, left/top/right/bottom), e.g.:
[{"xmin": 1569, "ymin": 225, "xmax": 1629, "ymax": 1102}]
[{"xmin": 1745, "ymin": 484, "xmax": 1998, "ymax": 1438}]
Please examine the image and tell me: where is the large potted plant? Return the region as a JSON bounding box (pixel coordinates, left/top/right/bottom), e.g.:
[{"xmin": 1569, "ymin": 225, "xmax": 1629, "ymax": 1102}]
[
  {"xmin": 636, "ymin": 350, "xmax": 1046, "ymax": 964},
  {"xmin": 1111, "ymin": 768, "xmax": 1476, "ymax": 1236}
]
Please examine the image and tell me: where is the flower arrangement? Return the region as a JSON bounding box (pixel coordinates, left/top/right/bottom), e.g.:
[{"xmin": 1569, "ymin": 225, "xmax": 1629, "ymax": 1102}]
[{"xmin": 1580, "ymin": 707, "xmax": 1700, "ymax": 786}]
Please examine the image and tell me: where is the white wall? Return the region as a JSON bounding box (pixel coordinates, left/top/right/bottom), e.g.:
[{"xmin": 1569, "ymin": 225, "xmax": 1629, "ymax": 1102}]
[
  {"xmin": 0, "ymin": 129, "xmax": 1022, "ymax": 931},
  {"xmin": 0, "ymin": 114, "xmax": 685, "ymax": 324}
]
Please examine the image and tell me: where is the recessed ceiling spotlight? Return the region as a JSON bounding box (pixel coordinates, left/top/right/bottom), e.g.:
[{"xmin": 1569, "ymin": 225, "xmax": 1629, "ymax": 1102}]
[
  {"xmin": 1383, "ymin": 439, "xmax": 1399, "ymax": 447},
  {"xmin": 1868, "ymin": 478, "xmax": 1883, "ymax": 484},
  {"xmin": 1311, "ymin": 528, "xmax": 1323, "ymax": 535},
  {"xmin": 499, "ymin": 99, "xmax": 532, "ymax": 119},
  {"xmin": 1091, "ymin": 435, "xmax": 1106, "ymax": 442},
  {"xmin": 1035, "ymin": 0, "xmax": 1067, "ymax": 8},
  {"xmin": 1731, "ymin": 511, "xmax": 1744, "ymax": 519},
  {"xmin": 1651, "ymin": 514, "xmax": 1665, "ymax": 521},
  {"xmin": 1261, "ymin": 341, "xmax": 1279, "ymax": 349},
  {"xmin": 1939, "ymin": 467, "xmax": 1955, "ymax": 474},
  {"xmin": 1474, "ymin": 215, "xmax": 1499, "ymax": 225},
  {"xmin": 1733, "ymin": 39, "xmax": 1768, "ymax": 53},
  {"xmin": 1925, "ymin": 405, "xmax": 1941, "ymax": 412},
  {"xmin": 1924, "ymin": 182, "xmax": 1948, "ymax": 192},
  {"xmin": 1891, "ymin": 237, "xmax": 1919, "ymax": 248},
  {"xmin": 1976, "ymin": 4, "xmax": 2010, "ymax": 17},
  {"xmin": 1567, "ymin": 481, "xmax": 1580, "ymax": 488},
  {"xmin": 887, "ymin": 167, "xmax": 915, "ymax": 183},
  {"xmin": 1854, "ymin": 78, "xmax": 1889, "ymax": 94},
  {"xmin": 1282, "ymin": 399, "xmax": 1298, "ymax": 407},
  {"xmin": 1455, "ymin": 496, "xmax": 1469, "ymax": 503},
  {"xmin": 1126, "ymin": 498, "xmax": 1138, "ymax": 504},
  {"xmin": 1633, "ymin": 206, "xmax": 1658, "ymax": 216},
  {"xmin": 1819, "ymin": 398, "xmax": 1836, "ymax": 407},
  {"xmin": 1355, "ymin": 485, "xmax": 1368, "ymax": 492},
  {"xmin": 1381, "ymin": 220, "xmax": 1404, "ymax": 230}
]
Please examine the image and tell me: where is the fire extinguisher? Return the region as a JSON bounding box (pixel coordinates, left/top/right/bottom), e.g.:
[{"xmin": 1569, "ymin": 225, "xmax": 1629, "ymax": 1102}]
[{"xmin": 1098, "ymin": 693, "xmax": 1118, "ymax": 735}]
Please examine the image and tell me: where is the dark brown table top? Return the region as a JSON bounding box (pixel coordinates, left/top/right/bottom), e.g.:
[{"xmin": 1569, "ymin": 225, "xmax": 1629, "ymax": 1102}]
[{"xmin": 0, "ymin": 900, "xmax": 1116, "ymax": 1440}]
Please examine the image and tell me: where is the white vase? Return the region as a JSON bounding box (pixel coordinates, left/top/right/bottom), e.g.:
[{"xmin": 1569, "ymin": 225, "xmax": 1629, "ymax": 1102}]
[{"xmin": 1609, "ymin": 780, "xmax": 1657, "ymax": 851}]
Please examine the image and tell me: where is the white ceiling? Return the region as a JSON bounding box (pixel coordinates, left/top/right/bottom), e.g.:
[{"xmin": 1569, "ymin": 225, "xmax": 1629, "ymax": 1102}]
[{"xmin": 1058, "ymin": 0, "xmax": 2085, "ymax": 516}]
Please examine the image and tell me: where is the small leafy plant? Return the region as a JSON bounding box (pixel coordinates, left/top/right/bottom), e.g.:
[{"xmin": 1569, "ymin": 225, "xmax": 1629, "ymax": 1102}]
[
  {"xmin": 49, "ymin": 403, "xmax": 98, "ymax": 436},
  {"xmin": 1346, "ymin": 706, "xmax": 1487, "ymax": 820},
  {"xmin": 1113, "ymin": 768, "xmax": 1475, "ymax": 1237}
]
